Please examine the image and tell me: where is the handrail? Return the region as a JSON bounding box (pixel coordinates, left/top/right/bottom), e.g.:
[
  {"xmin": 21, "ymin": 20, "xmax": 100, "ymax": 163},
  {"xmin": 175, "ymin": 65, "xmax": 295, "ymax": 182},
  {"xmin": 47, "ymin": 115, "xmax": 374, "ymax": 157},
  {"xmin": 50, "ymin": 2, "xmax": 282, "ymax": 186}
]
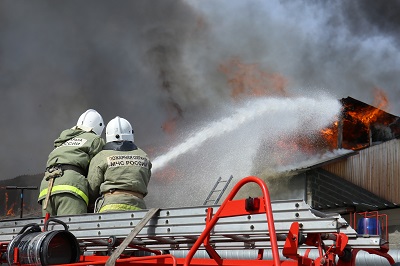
[{"xmin": 183, "ymin": 176, "xmax": 281, "ymax": 266}]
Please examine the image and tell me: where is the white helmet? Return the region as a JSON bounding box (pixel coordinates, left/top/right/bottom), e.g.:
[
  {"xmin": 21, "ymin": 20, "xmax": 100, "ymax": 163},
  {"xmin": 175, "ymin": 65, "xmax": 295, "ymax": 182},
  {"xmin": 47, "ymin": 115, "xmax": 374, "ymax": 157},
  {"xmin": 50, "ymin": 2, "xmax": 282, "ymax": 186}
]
[
  {"xmin": 76, "ymin": 109, "xmax": 104, "ymax": 135},
  {"xmin": 106, "ymin": 116, "xmax": 134, "ymax": 142}
]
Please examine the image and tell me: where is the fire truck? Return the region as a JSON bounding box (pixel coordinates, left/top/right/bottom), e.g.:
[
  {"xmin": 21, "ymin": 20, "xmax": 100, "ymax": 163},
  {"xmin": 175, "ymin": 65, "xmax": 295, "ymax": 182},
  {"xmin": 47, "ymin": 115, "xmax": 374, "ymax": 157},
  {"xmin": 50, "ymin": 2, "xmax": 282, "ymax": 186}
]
[{"xmin": 0, "ymin": 176, "xmax": 398, "ymax": 266}]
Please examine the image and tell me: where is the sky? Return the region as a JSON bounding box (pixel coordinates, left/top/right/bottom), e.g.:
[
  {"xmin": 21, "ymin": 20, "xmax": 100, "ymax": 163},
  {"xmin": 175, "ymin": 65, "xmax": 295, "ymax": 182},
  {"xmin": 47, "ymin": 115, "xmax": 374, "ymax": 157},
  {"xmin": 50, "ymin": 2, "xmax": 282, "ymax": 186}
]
[{"xmin": 0, "ymin": 0, "xmax": 399, "ymax": 207}]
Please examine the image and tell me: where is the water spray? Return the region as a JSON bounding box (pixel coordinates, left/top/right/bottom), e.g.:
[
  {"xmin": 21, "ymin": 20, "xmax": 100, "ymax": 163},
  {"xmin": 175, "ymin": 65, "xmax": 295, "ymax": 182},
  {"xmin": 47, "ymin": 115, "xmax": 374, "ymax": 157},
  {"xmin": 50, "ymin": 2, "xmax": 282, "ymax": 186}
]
[{"xmin": 151, "ymin": 96, "xmax": 341, "ymax": 173}]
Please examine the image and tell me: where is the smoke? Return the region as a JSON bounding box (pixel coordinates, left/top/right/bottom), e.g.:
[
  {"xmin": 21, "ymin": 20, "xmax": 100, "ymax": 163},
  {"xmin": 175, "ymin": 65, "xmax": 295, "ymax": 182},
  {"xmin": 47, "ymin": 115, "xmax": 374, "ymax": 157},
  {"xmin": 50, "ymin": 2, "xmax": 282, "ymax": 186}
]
[
  {"xmin": 0, "ymin": 0, "xmax": 204, "ymax": 178},
  {"xmin": 0, "ymin": 1, "xmax": 399, "ymax": 208},
  {"xmin": 185, "ymin": 0, "xmax": 400, "ymax": 112}
]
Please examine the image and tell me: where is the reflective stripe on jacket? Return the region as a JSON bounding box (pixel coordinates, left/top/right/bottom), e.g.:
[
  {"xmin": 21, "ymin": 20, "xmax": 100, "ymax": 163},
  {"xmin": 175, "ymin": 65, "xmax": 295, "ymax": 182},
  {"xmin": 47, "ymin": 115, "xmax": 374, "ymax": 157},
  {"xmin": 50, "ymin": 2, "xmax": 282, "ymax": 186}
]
[
  {"xmin": 38, "ymin": 184, "xmax": 89, "ymax": 205},
  {"xmin": 99, "ymin": 203, "xmax": 142, "ymax": 213}
]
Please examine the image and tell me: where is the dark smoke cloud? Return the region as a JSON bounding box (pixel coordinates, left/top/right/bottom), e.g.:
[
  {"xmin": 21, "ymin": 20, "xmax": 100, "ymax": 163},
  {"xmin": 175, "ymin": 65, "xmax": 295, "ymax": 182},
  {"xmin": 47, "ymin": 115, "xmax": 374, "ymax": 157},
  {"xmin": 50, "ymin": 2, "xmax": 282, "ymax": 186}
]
[
  {"xmin": 0, "ymin": 1, "xmax": 399, "ymax": 208},
  {"xmin": 340, "ymin": 1, "xmax": 400, "ymax": 40},
  {"xmin": 0, "ymin": 0, "xmax": 205, "ymax": 179}
]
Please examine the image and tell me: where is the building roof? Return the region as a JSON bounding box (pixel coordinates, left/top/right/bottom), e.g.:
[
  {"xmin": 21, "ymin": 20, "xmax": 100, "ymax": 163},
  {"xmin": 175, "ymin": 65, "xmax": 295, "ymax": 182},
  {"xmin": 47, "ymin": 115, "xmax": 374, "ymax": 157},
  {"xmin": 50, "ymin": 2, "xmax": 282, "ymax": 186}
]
[
  {"xmin": 309, "ymin": 168, "xmax": 398, "ymax": 213},
  {"xmin": 276, "ymin": 149, "xmax": 358, "ymax": 174}
]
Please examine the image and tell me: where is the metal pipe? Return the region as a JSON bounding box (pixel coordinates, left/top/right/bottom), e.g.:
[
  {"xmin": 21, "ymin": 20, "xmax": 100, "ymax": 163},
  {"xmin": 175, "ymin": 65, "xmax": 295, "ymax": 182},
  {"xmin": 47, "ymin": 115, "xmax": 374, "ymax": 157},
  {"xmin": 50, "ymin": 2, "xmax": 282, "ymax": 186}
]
[{"xmin": 169, "ymin": 249, "xmax": 400, "ymax": 265}]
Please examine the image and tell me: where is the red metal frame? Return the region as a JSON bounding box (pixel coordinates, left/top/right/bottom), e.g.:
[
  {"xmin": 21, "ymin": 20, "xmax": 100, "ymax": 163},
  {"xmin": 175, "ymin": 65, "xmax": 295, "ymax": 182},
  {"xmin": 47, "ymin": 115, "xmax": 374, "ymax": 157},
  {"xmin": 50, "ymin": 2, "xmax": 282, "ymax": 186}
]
[{"xmin": 184, "ymin": 175, "xmax": 282, "ymax": 266}]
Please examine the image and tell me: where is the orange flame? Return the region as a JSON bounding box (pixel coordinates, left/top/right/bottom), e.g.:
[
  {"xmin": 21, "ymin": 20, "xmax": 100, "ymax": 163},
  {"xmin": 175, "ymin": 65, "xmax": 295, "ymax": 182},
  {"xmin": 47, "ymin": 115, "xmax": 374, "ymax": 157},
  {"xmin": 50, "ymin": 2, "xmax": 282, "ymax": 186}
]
[
  {"xmin": 6, "ymin": 202, "xmax": 15, "ymax": 216},
  {"xmin": 319, "ymin": 121, "xmax": 339, "ymax": 150},
  {"xmin": 277, "ymin": 89, "xmax": 392, "ymax": 153},
  {"xmin": 219, "ymin": 57, "xmax": 288, "ymax": 99},
  {"xmin": 347, "ymin": 88, "xmax": 389, "ymax": 126},
  {"xmin": 5, "ymin": 191, "xmax": 17, "ymax": 217},
  {"xmin": 318, "ymin": 89, "xmax": 392, "ymax": 151},
  {"xmin": 373, "ymin": 87, "xmax": 389, "ymax": 110}
]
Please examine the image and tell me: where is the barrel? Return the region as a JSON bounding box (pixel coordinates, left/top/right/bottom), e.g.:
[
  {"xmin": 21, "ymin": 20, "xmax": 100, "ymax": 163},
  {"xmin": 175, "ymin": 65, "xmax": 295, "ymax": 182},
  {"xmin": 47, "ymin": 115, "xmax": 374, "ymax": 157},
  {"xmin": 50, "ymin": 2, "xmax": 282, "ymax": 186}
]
[{"xmin": 357, "ymin": 217, "xmax": 381, "ymax": 235}]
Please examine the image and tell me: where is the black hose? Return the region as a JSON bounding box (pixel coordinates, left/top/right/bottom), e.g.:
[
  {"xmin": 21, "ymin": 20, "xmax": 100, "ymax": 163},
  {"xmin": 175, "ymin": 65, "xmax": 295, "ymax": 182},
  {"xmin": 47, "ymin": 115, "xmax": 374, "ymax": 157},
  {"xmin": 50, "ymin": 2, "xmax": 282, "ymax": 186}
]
[
  {"xmin": 44, "ymin": 218, "xmax": 69, "ymax": 231},
  {"xmin": 18, "ymin": 223, "xmax": 41, "ymax": 234}
]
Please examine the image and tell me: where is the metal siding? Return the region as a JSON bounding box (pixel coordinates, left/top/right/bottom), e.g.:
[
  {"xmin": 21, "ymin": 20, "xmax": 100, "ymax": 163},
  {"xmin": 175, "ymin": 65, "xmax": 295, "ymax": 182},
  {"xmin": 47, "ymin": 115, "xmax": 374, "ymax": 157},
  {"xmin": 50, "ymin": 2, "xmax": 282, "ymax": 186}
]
[{"xmin": 322, "ymin": 139, "xmax": 400, "ymax": 204}]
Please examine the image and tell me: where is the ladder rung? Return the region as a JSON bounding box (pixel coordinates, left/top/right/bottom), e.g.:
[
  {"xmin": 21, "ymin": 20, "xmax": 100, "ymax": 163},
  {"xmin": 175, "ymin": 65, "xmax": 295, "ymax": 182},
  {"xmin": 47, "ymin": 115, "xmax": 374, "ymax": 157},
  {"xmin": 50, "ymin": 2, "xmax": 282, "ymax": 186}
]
[
  {"xmin": 204, "ymin": 198, "xmax": 216, "ymax": 201},
  {"xmin": 203, "ymin": 176, "xmax": 234, "ymax": 205}
]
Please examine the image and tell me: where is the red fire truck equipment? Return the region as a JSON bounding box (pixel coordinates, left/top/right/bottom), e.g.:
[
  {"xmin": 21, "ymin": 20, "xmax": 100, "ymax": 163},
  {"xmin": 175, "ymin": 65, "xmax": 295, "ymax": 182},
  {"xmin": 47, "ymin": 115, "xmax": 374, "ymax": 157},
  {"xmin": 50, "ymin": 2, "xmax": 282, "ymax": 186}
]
[{"xmin": 0, "ymin": 176, "xmax": 398, "ymax": 266}]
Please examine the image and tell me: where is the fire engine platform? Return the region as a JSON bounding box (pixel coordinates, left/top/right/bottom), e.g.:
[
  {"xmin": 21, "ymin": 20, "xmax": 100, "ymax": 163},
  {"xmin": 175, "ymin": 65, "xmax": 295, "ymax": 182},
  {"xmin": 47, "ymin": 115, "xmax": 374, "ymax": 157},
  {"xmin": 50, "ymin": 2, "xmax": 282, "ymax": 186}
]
[{"xmin": 0, "ymin": 199, "xmax": 383, "ymax": 253}]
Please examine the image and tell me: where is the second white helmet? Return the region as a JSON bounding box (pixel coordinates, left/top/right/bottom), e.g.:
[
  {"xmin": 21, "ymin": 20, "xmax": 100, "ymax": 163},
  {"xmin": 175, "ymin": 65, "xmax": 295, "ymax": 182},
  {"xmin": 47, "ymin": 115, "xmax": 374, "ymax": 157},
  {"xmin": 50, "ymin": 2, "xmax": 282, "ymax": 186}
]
[
  {"xmin": 106, "ymin": 116, "xmax": 134, "ymax": 142},
  {"xmin": 76, "ymin": 109, "xmax": 104, "ymax": 135}
]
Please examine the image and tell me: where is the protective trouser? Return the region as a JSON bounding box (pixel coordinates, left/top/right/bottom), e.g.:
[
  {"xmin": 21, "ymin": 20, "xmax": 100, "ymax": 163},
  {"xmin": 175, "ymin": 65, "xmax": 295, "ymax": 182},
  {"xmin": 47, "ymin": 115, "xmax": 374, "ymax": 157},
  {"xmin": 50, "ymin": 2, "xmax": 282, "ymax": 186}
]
[{"xmin": 42, "ymin": 193, "xmax": 87, "ymax": 216}]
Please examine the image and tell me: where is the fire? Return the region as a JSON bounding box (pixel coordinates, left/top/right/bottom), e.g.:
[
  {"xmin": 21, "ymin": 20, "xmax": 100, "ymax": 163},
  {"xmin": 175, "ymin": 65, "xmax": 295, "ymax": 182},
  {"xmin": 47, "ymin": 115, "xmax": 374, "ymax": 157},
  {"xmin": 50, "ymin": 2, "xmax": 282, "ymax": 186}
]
[
  {"xmin": 319, "ymin": 121, "xmax": 339, "ymax": 150},
  {"xmin": 277, "ymin": 131, "xmax": 334, "ymax": 157},
  {"xmin": 318, "ymin": 89, "xmax": 393, "ymax": 151},
  {"xmin": 160, "ymin": 57, "xmax": 289, "ymax": 134},
  {"xmin": 219, "ymin": 57, "xmax": 340, "ymax": 154},
  {"xmin": 347, "ymin": 88, "xmax": 389, "ymax": 126},
  {"xmin": 272, "ymin": 89, "xmax": 393, "ymax": 154},
  {"xmin": 3, "ymin": 192, "xmax": 16, "ymax": 217},
  {"xmin": 219, "ymin": 57, "xmax": 288, "ymax": 99},
  {"xmin": 6, "ymin": 202, "xmax": 15, "ymax": 217},
  {"xmin": 373, "ymin": 87, "xmax": 389, "ymax": 110}
]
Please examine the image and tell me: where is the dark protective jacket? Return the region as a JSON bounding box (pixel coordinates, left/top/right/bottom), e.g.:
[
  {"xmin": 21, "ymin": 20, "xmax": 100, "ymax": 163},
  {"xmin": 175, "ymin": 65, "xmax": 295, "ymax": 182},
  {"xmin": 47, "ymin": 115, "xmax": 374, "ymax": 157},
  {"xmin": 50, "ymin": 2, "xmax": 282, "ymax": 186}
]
[
  {"xmin": 37, "ymin": 126, "xmax": 105, "ymax": 205},
  {"xmin": 87, "ymin": 141, "xmax": 151, "ymax": 212}
]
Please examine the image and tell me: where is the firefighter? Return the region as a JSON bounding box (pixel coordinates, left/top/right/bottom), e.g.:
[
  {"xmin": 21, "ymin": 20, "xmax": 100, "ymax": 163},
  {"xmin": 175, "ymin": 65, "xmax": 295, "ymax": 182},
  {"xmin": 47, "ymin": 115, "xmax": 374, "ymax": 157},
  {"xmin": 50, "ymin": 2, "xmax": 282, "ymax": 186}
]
[
  {"xmin": 37, "ymin": 109, "xmax": 106, "ymax": 216},
  {"xmin": 87, "ymin": 116, "xmax": 151, "ymax": 213}
]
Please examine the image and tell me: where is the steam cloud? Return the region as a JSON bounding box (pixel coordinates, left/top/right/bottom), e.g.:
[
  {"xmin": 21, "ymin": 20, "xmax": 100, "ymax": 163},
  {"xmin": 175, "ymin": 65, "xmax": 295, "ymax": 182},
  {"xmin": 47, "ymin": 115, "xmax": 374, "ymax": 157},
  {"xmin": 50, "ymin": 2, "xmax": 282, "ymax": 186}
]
[{"xmin": 0, "ymin": 1, "xmax": 399, "ymax": 207}]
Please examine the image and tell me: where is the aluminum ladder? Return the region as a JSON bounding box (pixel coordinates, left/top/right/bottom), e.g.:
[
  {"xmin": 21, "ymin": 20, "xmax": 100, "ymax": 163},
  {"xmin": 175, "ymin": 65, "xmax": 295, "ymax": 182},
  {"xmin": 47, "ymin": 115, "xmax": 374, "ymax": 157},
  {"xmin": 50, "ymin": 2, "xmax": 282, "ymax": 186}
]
[{"xmin": 203, "ymin": 175, "xmax": 233, "ymax": 205}]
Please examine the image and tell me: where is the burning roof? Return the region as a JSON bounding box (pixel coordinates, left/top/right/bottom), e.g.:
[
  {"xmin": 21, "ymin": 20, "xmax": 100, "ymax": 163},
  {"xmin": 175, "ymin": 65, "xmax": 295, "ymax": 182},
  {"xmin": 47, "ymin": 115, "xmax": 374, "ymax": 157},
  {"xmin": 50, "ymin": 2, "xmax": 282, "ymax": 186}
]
[
  {"xmin": 267, "ymin": 96, "xmax": 400, "ymax": 213},
  {"xmin": 339, "ymin": 96, "xmax": 400, "ymax": 150}
]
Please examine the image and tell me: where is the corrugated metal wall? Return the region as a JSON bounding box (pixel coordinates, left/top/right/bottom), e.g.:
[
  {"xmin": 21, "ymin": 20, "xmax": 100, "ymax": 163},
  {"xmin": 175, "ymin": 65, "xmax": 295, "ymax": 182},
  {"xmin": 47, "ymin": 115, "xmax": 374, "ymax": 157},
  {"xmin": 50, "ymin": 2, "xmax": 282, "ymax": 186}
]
[{"xmin": 322, "ymin": 138, "xmax": 400, "ymax": 204}]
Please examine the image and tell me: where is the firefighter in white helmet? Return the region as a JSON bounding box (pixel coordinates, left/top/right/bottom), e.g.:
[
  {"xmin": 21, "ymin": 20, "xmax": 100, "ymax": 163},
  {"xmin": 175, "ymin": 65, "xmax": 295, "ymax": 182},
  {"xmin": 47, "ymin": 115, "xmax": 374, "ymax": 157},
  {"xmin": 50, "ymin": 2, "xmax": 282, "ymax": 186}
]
[
  {"xmin": 87, "ymin": 116, "xmax": 152, "ymax": 213},
  {"xmin": 37, "ymin": 109, "xmax": 106, "ymax": 216}
]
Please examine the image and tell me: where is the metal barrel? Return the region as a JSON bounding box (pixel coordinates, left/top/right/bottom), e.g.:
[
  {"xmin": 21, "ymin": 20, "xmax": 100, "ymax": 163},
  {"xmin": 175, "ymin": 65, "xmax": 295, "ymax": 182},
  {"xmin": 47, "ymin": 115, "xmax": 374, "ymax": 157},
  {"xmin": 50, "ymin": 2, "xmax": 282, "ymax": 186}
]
[{"xmin": 6, "ymin": 229, "xmax": 80, "ymax": 266}]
